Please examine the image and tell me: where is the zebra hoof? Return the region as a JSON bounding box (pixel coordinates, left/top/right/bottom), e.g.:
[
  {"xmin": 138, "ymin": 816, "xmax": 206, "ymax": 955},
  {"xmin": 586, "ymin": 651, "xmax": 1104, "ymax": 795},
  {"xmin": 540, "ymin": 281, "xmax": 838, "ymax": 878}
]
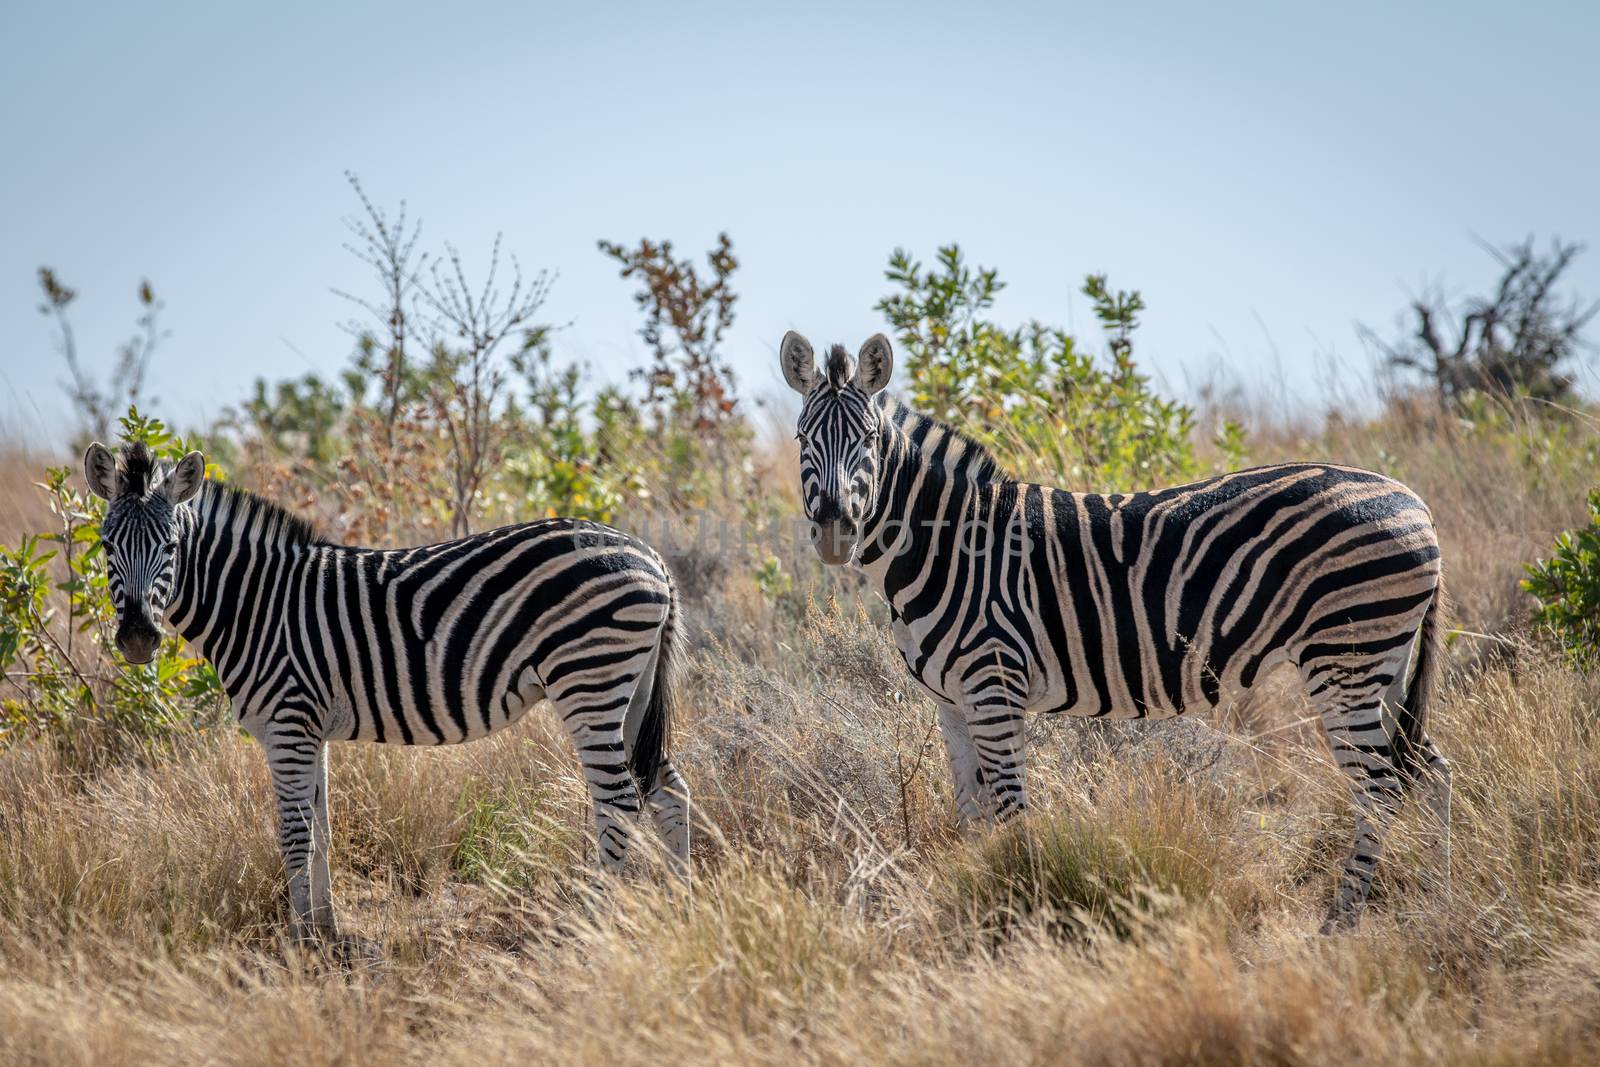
[
  {"xmin": 286, "ymin": 922, "xmax": 383, "ymax": 966},
  {"xmin": 331, "ymin": 932, "xmax": 385, "ymax": 967},
  {"xmin": 1319, "ymin": 904, "xmax": 1362, "ymax": 936},
  {"xmin": 288, "ymin": 920, "xmax": 335, "ymax": 948}
]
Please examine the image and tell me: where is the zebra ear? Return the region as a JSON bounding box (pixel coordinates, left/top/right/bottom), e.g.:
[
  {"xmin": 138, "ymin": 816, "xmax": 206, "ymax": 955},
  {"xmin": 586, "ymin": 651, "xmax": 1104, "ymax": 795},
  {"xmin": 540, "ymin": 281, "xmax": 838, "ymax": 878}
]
[
  {"xmin": 162, "ymin": 451, "xmax": 206, "ymax": 504},
  {"xmin": 854, "ymin": 334, "xmax": 893, "ymax": 395},
  {"xmin": 83, "ymin": 442, "xmax": 119, "ymax": 500},
  {"xmin": 780, "ymin": 331, "xmax": 818, "ymax": 394}
]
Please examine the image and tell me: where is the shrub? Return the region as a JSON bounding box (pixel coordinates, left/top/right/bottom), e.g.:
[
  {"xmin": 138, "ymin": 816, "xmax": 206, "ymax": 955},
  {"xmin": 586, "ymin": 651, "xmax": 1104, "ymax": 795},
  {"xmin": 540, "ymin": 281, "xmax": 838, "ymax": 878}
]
[
  {"xmin": 0, "ymin": 410, "xmax": 223, "ymax": 762},
  {"xmin": 598, "ymin": 232, "xmax": 758, "ymax": 510},
  {"xmin": 500, "ymin": 344, "xmax": 648, "ymax": 523},
  {"xmin": 877, "ymin": 245, "xmax": 1236, "ymax": 490},
  {"xmin": 1524, "ymin": 488, "xmax": 1600, "ymax": 669}
]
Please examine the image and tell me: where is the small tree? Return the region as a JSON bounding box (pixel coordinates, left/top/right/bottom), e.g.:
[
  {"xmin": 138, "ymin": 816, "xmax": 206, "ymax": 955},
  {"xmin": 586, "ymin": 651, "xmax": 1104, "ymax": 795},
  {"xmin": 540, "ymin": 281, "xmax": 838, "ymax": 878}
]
[
  {"xmin": 598, "ymin": 233, "xmax": 746, "ymax": 506},
  {"xmin": 416, "ymin": 238, "xmax": 555, "ymax": 536},
  {"xmin": 325, "ymin": 176, "xmax": 554, "ymax": 537},
  {"xmin": 1366, "ymin": 237, "xmax": 1598, "ymax": 408},
  {"xmin": 599, "ymin": 233, "xmax": 740, "ymax": 433},
  {"xmin": 1524, "ymin": 490, "xmax": 1600, "ymax": 671},
  {"xmin": 333, "ymin": 172, "xmax": 426, "ymax": 443},
  {"xmin": 877, "ymin": 245, "xmax": 1207, "ymax": 490},
  {"xmin": 37, "ymin": 268, "xmax": 166, "ymax": 443}
]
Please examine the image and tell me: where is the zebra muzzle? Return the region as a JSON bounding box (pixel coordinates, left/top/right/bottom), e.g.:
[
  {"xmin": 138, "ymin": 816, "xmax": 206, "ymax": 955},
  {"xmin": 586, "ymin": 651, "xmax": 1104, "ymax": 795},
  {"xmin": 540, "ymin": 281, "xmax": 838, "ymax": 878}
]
[
  {"xmin": 115, "ymin": 620, "xmax": 162, "ymax": 664},
  {"xmin": 811, "ymin": 519, "xmax": 859, "ymax": 565}
]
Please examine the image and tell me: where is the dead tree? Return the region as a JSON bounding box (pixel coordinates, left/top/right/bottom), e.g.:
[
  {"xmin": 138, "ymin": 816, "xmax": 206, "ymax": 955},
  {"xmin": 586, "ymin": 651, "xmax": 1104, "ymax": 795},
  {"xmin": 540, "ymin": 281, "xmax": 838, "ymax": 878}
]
[{"xmin": 1365, "ymin": 237, "xmax": 1597, "ymax": 408}]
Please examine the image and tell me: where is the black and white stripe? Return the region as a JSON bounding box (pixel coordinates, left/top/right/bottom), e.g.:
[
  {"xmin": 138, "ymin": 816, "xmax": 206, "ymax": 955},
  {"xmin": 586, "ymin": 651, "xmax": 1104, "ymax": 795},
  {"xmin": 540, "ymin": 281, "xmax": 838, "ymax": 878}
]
[
  {"xmin": 781, "ymin": 332, "xmax": 1451, "ymax": 928},
  {"xmin": 86, "ymin": 441, "xmax": 690, "ymax": 942}
]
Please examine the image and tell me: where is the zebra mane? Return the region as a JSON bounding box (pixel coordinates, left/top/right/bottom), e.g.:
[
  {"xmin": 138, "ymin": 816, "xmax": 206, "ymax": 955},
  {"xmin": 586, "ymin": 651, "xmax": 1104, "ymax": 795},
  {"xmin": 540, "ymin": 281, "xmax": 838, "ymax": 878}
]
[
  {"xmin": 880, "ymin": 395, "xmax": 1014, "ymax": 485},
  {"xmin": 118, "ymin": 441, "xmax": 159, "ymax": 498},
  {"xmin": 203, "ymin": 480, "xmax": 326, "ymax": 547},
  {"xmin": 825, "ymin": 344, "xmax": 854, "ymax": 388}
]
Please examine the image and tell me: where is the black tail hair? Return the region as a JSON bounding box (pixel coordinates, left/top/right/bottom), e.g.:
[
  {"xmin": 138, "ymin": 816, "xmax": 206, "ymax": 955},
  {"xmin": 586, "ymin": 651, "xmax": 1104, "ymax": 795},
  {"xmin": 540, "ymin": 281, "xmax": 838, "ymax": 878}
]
[
  {"xmin": 1394, "ymin": 576, "xmax": 1446, "ymax": 789},
  {"xmin": 627, "ymin": 575, "xmax": 679, "ymax": 794}
]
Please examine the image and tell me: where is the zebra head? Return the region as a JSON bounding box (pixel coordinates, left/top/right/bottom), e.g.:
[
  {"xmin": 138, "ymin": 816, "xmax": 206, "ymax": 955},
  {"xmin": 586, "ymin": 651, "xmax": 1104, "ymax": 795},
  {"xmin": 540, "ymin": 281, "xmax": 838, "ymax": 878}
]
[
  {"xmin": 780, "ymin": 331, "xmax": 894, "ymax": 565},
  {"xmin": 82, "ymin": 441, "xmax": 206, "ymax": 664}
]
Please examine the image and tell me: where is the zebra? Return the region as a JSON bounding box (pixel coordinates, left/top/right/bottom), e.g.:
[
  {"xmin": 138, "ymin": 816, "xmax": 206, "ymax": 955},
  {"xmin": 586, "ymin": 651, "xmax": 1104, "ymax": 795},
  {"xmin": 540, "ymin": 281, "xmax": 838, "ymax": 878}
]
[
  {"xmin": 779, "ymin": 331, "xmax": 1452, "ymax": 929},
  {"xmin": 83, "ymin": 440, "xmax": 690, "ymax": 945}
]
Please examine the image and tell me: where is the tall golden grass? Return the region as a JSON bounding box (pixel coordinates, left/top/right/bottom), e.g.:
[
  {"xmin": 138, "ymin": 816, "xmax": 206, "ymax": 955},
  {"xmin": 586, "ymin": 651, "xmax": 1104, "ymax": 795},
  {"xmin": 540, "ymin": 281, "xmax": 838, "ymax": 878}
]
[{"xmin": 2, "ymin": 401, "xmax": 1598, "ymax": 1065}]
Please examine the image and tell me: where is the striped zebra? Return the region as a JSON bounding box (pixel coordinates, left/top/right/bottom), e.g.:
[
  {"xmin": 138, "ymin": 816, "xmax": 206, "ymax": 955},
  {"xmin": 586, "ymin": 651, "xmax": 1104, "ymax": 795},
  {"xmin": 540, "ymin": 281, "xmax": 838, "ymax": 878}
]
[
  {"xmin": 84, "ymin": 441, "xmax": 690, "ymax": 944},
  {"xmin": 780, "ymin": 332, "xmax": 1451, "ymax": 929}
]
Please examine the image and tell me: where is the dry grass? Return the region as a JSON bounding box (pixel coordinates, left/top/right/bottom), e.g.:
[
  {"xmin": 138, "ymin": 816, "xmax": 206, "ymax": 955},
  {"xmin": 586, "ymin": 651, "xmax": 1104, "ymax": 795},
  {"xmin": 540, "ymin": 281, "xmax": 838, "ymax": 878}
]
[
  {"xmin": 3, "ymin": 642, "xmax": 1597, "ymax": 1064},
  {"xmin": 2, "ymin": 406, "xmax": 1599, "ymax": 1065},
  {"xmin": 0, "ymin": 444, "xmax": 57, "ymax": 546}
]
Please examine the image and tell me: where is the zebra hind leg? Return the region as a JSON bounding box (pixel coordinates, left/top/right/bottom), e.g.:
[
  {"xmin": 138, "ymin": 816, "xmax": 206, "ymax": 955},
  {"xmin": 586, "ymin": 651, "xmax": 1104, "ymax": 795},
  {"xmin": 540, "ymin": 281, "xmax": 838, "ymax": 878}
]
[
  {"xmin": 961, "ymin": 698, "xmax": 1030, "ymax": 822},
  {"xmin": 552, "ymin": 679, "xmax": 648, "ymax": 876},
  {"xmin": 1303, "ymin": 662, "xmax": 1410, "ymax": 932},
  {"xmin": 644, "ymin": 760, "xmax": 692, "ymax": 882},
  {"xmin": 622, "ymin": 640, "xmax": 691, "ymax": 883},
  {"xmin": 935, "ymin": 701, "xmax": 987, "ymax": 823}
]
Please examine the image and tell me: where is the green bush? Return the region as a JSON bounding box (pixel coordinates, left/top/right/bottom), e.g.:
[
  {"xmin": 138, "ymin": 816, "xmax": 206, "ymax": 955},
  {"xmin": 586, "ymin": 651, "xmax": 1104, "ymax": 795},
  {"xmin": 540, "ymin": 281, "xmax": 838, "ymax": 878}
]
[
  {"xmin": 501, "ymin": 344, "xmax": 648, "ymax": 523},
  {"xmin": 1524, "ymin": 488, "xmax": 1600, "ymax": 670},
  {"xmin": 877, "ymin": 245, "xmax": 1237, "ymax": 491},
  {"xmin": 0, "ymin": 409, "xmax": 224, "ymax": 761}
]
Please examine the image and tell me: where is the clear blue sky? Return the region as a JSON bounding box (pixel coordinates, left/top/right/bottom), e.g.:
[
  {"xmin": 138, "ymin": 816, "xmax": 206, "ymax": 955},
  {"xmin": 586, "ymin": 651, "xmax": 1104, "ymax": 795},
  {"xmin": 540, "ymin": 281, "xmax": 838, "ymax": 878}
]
[{"xmin": 3, "ymin": 1, "xmax": 1597, "ymax": 443}]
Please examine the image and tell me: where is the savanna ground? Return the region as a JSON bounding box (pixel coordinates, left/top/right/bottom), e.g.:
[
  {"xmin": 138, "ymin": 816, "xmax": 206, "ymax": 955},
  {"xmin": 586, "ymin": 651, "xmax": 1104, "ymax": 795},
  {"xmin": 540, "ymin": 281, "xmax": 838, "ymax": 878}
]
[{"xmin": 3, "ymin": 403, "xmax": 1600, "ymax": 1067}]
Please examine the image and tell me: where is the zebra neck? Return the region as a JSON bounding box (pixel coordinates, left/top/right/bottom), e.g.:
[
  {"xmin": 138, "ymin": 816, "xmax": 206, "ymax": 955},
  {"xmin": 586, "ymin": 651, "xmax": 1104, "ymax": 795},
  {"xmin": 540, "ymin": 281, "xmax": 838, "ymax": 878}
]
[
  {"xmin": 855, "ymin": 420, "xmax": 988, "ymax": 608},
  {"xmin": 165, "ymin": 482, "xmax": 313, "ymax": 680}
]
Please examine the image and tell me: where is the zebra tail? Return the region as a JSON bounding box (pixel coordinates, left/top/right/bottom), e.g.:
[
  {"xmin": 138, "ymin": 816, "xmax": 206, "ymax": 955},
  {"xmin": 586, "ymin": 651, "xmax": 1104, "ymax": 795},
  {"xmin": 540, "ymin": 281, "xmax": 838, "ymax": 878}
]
[
  {"xmin": 1395, "ymin": 575, "xmax": 1446, "ymax": 790},
  {"xmin": 628, "ymin": 576, "xmax": 679, "ymax": 794}
]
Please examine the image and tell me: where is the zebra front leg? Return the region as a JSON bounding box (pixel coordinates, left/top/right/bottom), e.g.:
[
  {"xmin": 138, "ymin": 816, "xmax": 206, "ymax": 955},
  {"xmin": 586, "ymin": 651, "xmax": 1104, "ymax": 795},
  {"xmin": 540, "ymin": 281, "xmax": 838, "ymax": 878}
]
[
  {"xmin": 308, "ymin": 742, "xmax": 338, "ymax": 936},
  {"xmin": 962, "ymin": 700, "xmax": 1029, "ymax": 822},
  {"xmin": 936, "ymin": 701, "xmax": 986, "ymax": 823},
  {"xmin": 256, "ymin": 724, "xmax": 337, "ymax": 942}
]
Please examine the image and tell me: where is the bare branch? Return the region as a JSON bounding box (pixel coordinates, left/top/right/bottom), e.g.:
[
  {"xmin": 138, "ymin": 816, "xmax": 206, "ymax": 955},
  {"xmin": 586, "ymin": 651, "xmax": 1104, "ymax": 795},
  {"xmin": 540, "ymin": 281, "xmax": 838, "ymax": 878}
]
[
  {"xmin": 333, "ymin": 172, "xmax": 427, "ymax": 439},
  {"xmin": 412, "ymin": 228, "xmax": 555, "ymax": 536},
  {"xmin": 1367, "ymin": 236, "xmax": 1595, "ymax": 408},
  {"xmin": 39, "ymin": 268, "xmax": 165, "ymax": 441}
]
